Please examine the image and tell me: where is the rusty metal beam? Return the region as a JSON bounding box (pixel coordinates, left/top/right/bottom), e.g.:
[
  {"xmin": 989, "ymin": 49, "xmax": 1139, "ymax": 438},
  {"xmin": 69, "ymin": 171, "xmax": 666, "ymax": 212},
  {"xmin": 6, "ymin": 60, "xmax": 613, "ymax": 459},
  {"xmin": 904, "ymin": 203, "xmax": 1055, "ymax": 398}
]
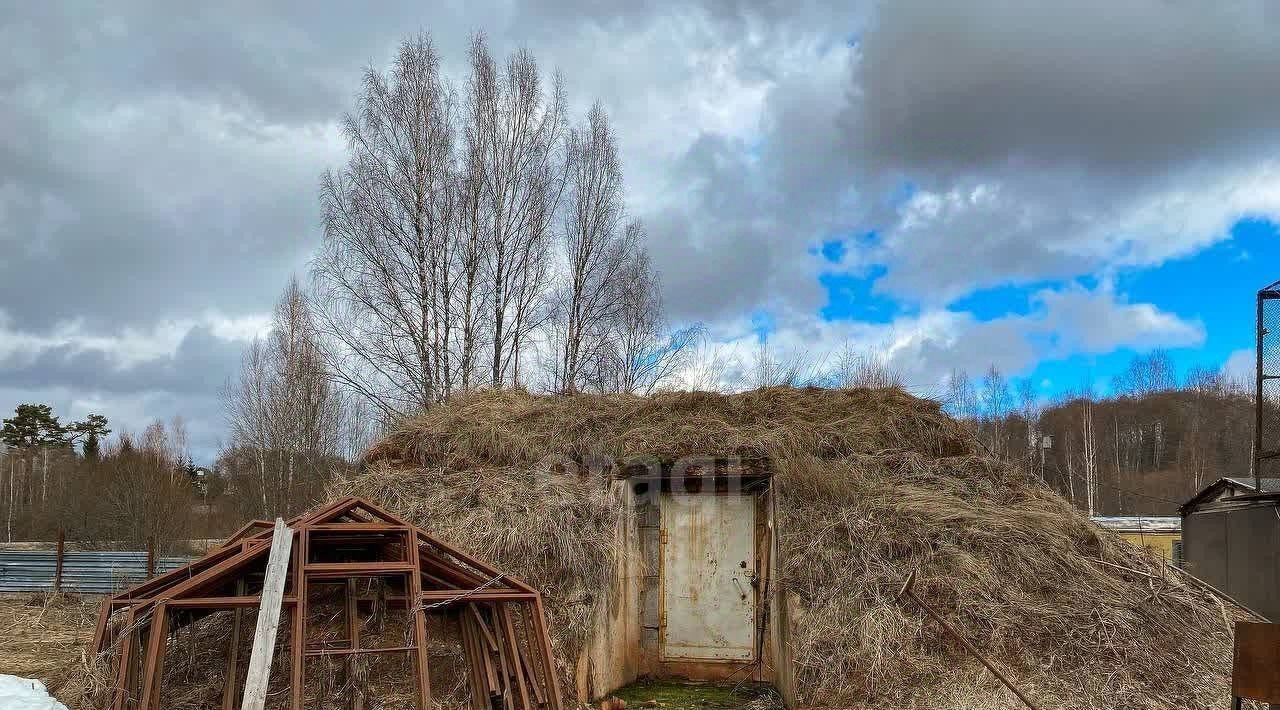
[
  {"xmin": 415, "ymin": 528, "xmax": 539, "ymax": 595},
  {"xmin": 532, "ymin": 595, "xmax": 564, "ymax": 710},
  {"xmin": 424, "ymin": 590, "xmax": 537, "ymax": 604},
  {"xmin": 109, "ymin": 606, "xmax": 139, "ymax": 710},
  {"xmin": 289, "ymin": 526, "xmax": 307, "ymax": 710},
  {"xmin": 305, "ymin": 561, "xmax": 416, "ymax": 578},
  {"xmin": 137, "ymin": 603, "xmax": 170, "ymax": 710},
  {"xmin": 111, "ymin": 542, "xmax": 249, "ymax": 602},
  {"xmin": 221, "ymin": 580, "xmax": 245, "ymax": 710},
  {"xmin": 305, "ymin": 645, "xmax": 417, "ymax": 657},
  {"xmin": 407, "ymin": 546, "xmax": 433, "ymax": 709}
]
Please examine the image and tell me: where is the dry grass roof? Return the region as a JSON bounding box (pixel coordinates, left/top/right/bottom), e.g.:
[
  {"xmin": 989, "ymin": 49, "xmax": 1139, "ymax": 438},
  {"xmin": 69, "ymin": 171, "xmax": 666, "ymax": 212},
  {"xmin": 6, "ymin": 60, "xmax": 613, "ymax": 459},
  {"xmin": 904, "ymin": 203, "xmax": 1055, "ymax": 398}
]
[{"xmin": 363, "ymin": 386, "xmax": 973, "ymax": 469}]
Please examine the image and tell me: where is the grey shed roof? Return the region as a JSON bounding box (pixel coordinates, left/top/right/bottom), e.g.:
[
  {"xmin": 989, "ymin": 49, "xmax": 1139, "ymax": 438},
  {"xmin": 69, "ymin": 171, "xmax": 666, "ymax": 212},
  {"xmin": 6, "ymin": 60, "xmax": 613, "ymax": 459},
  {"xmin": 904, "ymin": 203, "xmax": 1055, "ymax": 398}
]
[{"xmin": 1224, "ymin": 478, "xmax": 1280, "ymax": 493}]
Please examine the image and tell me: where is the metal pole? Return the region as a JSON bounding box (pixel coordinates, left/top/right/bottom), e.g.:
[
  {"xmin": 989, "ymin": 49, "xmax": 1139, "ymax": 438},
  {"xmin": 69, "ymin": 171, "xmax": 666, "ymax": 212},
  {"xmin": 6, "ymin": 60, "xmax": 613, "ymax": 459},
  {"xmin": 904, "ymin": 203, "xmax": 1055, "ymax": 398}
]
[
  {"xmin": 897, "ymin": 571, "xmax": 1042, "ymax": 710},
  {"xmin": 53, "ymin": 528, "xmax": 65, "ymax": 592}
]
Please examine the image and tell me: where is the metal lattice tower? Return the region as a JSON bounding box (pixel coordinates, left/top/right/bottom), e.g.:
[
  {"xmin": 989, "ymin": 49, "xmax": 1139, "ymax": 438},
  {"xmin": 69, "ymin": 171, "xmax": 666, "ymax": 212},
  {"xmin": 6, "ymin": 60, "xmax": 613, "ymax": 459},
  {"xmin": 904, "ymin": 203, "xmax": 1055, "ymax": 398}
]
[{"xmin": 1256, "ymin": 280, "xmax": 1280, "ymax": 489}]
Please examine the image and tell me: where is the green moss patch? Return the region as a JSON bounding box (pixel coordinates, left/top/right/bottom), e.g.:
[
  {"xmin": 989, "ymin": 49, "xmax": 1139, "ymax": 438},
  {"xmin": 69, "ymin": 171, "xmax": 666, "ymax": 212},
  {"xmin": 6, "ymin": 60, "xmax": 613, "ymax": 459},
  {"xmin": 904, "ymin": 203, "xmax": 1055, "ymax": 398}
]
[{"xmin": 608, "ymin": 679, "xmax": 781, "ymax": 709}]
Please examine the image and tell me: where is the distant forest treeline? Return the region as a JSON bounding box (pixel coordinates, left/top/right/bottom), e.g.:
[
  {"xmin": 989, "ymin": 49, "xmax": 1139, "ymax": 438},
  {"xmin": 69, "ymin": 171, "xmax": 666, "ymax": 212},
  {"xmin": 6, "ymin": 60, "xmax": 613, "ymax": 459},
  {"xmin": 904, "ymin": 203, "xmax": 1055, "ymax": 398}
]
[{"xmin": 949, "ymin": 350, "xmax": 1255, "ymax": 516}]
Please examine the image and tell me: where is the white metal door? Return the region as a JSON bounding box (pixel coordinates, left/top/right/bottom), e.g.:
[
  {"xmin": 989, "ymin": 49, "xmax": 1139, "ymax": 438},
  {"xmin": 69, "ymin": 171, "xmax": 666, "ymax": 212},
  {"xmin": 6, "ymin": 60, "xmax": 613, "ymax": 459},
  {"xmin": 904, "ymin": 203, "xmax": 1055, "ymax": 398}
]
[{"xmin": 660, "ymin": 493, "xmax": 756, "ymax": 661}]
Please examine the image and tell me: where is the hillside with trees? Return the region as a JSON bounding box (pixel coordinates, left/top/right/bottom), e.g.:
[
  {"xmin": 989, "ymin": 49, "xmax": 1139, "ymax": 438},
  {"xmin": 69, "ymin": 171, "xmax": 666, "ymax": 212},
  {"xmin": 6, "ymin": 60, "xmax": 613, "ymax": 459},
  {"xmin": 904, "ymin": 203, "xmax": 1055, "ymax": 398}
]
[{"xmin": 949, "ymin": 350, "xmax": 1255, "ymax": 516}]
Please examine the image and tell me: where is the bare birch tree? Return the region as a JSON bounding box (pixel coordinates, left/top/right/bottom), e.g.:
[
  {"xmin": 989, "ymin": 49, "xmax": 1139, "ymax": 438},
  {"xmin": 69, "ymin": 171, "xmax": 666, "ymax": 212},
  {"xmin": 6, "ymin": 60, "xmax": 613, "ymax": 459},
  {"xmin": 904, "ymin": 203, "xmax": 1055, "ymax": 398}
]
[
  {"xmin": 223, "ymin": 278, "xmax": 350, "ymax": 517},
  {"xmin": 312, "ymin": 34, "xmax": 458, "ymax": 415},
  {"xmin": 465, "ymin": 35, "xmax": 567, "ymax": 387},
  {"xmin": 553, "ymin": 104, "xmax": 630, "ymax": 392},
  {"xmin": 308, "ymin": 32, "xmax": 691, "ymax": 408},
  {"xmin": 591, "ymin": 246, "xmax": 703, "ymax": 394},
  {"xmin": 1078, "ymin": 379, "xmax": 1099, "ymax": 517},
  {"xmin": 946, "ymin": 369, "xmax": 978, "ymax": 421}
]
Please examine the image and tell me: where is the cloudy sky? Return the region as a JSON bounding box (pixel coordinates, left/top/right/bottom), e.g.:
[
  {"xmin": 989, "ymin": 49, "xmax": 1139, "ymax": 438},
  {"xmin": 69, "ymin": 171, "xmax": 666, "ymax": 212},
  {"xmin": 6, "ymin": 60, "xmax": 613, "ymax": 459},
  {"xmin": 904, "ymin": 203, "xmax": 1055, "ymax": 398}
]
[{"xmin": 3, "ymin": 1, "xmax": 1279, "ymax": 461}]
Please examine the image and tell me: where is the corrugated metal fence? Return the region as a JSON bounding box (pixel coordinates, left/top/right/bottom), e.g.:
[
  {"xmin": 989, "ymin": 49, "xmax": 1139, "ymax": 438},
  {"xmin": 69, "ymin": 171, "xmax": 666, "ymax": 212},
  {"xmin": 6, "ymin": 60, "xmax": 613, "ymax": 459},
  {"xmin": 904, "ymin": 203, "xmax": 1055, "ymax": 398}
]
[{"xmin": 0, "ymin": 550, "xmax": 192, "ymax": 594}]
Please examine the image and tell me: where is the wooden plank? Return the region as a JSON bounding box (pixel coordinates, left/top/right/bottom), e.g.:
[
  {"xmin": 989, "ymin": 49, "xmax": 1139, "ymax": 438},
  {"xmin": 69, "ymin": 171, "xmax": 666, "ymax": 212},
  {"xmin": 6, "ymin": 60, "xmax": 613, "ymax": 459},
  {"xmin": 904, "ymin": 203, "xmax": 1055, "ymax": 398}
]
[
  {"xmin": 221, "ymin": 580, "xmax": 245, "ymax": 710},
  {"xmin": 459, "ymin": 617, "xmax": 488, "ymax": 710},
  {"xmin": 240, "ymin": 519, "xmax": 294, "ymax": 710},
  {"xmin": 501, "ymin": 604, "xmax": 541, "ymax": 707},
  {"xmin": 494, "ymin": 604, "xmax": 530, "ymax": 710},
  {"xmin": 531, "ymin": 595, "xmax": 563, "ymax": 710}
]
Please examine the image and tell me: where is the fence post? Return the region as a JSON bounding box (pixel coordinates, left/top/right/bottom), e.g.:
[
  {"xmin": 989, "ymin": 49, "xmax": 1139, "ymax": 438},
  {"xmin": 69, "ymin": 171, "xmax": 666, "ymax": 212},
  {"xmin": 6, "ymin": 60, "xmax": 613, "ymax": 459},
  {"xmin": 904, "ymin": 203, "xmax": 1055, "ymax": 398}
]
[
  {"xmin": 53, "ymin": 529, "xmax": 65, "ymax": 592},
  {"xmin": 146, "ymin": 536, "xmax": 156, "ymax": 578}
]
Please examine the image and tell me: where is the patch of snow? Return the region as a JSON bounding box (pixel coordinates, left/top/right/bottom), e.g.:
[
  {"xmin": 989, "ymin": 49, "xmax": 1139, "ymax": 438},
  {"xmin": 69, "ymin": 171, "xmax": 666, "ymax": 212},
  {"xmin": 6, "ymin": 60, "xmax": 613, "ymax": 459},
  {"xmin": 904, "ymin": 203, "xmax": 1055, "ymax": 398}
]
[{"xmin": 0, "ymin": 675, "xmax": 68, "ymax": 710}]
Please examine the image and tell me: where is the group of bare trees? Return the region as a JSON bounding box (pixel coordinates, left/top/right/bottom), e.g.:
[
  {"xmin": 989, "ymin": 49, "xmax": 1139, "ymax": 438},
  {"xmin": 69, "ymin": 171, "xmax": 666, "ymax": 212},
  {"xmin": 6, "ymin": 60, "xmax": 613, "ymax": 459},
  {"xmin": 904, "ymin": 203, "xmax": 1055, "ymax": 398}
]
[
  {"xmin": 215, "ymin": 33, "xmax": 697, "ymax": 520},
  {"xmin": 310, "ymin": 34, "xmax": 690, "ymax": 420},
  {"xmin": 947, "ymin": 351, "xmax": 1255, "ymax": 516},
  {"xmin": 0, "ymin": 414, "xmax": 201, "ymax": 550},
  {"xmin": 220, "ymin": 279, "xmax": 366, "ymax": 520}
]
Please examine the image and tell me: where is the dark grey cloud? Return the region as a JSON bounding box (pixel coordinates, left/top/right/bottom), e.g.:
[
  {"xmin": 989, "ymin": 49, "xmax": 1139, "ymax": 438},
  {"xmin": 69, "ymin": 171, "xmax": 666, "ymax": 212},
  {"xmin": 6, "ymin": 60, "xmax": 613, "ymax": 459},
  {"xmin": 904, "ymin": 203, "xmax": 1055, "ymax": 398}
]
[
  {"xmin": 0, "ymin": 325, "xmax": 242, "ymax": 397},
  {"xmin": 845, "ymin": 0, "xmax": 1280, "ymax": 302},
  {"xmin": 853, "ymin": 0, "xmax": 1280, "ymax": 176},
  {"xmin": 3, "ymin": 0, "xmax": 1266, "ymax": 457}
]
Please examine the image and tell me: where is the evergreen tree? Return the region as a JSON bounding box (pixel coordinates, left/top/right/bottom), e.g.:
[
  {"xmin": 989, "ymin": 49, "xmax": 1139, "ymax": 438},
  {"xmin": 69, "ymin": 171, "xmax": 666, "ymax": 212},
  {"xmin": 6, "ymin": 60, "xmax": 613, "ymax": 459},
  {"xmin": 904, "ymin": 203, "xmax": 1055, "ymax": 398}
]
[
  {"xmin": 82, "ymin": 432, "xmax": 101, "ymax": 461},
  {"xmin": 1, "ymin": 404, "xmax": 66, "ymax": 449},
  {"xmin": 0, "ymin": 405, "xmax": 110, "ymax": 452}
]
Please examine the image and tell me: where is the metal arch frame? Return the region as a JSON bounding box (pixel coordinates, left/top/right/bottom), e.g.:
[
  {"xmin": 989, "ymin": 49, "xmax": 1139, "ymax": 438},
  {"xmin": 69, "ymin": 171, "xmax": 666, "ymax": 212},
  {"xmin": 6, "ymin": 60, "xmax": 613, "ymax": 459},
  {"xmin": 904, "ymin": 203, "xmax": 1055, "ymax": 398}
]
[{"xmin": 91, "ymin": 497, "xmax": 563, "ymax": 710}]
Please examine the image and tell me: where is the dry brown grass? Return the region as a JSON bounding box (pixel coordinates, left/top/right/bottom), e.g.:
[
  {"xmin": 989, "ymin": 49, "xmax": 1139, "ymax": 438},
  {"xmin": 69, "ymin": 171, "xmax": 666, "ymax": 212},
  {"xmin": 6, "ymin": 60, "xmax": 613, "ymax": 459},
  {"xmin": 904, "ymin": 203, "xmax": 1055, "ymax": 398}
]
[
  {"xmin": 341, "ymin": 386, "xmax": 1239, "ymax": 709},
  {"xmin": 0, "ymin": 593, "xmax": 100, "ymax": 703},
  {"xmin": 777, "ymin": 452, "xmax": 1236, "ymax": 708}
]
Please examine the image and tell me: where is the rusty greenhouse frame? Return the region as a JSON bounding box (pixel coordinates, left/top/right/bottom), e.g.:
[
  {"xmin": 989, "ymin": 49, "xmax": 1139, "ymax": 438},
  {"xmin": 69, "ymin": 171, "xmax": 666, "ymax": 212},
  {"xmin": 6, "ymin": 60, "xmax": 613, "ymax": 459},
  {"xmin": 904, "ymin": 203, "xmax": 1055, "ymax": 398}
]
[{"xmin": 89, "ymin": 496, "xmax": 563, "ymax": 710}]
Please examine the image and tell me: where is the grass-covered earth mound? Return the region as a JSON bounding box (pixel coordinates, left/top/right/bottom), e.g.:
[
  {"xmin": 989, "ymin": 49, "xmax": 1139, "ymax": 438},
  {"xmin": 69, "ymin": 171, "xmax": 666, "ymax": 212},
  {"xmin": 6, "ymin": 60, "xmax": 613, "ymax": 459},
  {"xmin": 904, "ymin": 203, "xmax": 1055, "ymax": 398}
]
[{"xmin": 337, "ymin": 386, "xmax": 1238, "ymax": 709}]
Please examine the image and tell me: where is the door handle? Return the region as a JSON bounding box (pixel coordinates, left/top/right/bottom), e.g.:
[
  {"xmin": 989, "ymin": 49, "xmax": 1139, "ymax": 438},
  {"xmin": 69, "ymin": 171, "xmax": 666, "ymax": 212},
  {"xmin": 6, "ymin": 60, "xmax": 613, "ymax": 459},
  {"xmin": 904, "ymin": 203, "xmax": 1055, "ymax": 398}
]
[{"xmin": 732, "ymin": 576, "xmax": 748, "ymax": 600}]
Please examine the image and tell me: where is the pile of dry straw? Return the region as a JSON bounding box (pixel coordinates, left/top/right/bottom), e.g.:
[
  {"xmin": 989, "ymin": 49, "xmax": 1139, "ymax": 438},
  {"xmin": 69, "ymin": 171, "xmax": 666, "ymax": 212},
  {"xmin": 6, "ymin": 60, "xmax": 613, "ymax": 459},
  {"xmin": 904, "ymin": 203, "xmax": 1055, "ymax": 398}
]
[{"xmin": 336, "ymin": 386, "xmax": 1239, "ymax": 709}]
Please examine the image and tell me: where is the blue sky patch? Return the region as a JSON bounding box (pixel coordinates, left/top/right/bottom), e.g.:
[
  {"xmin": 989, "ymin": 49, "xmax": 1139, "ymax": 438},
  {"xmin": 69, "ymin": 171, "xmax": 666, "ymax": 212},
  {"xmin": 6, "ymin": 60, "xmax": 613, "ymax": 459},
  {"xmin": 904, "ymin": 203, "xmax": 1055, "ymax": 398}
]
[
  {"xmin": 819, "ymin": 238, "xmax": 847, "ymax": 264},
  {"xmin": 819, "ymin": 265, "xmax": 903, "ymax": 324},
  {"xmin": 950, "ymin": 281, "xmax": 1055, "ymax": 321},
  {"xmin": 1001, "ymin": 218, "xmax": 1278, "ymax": 398}
]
